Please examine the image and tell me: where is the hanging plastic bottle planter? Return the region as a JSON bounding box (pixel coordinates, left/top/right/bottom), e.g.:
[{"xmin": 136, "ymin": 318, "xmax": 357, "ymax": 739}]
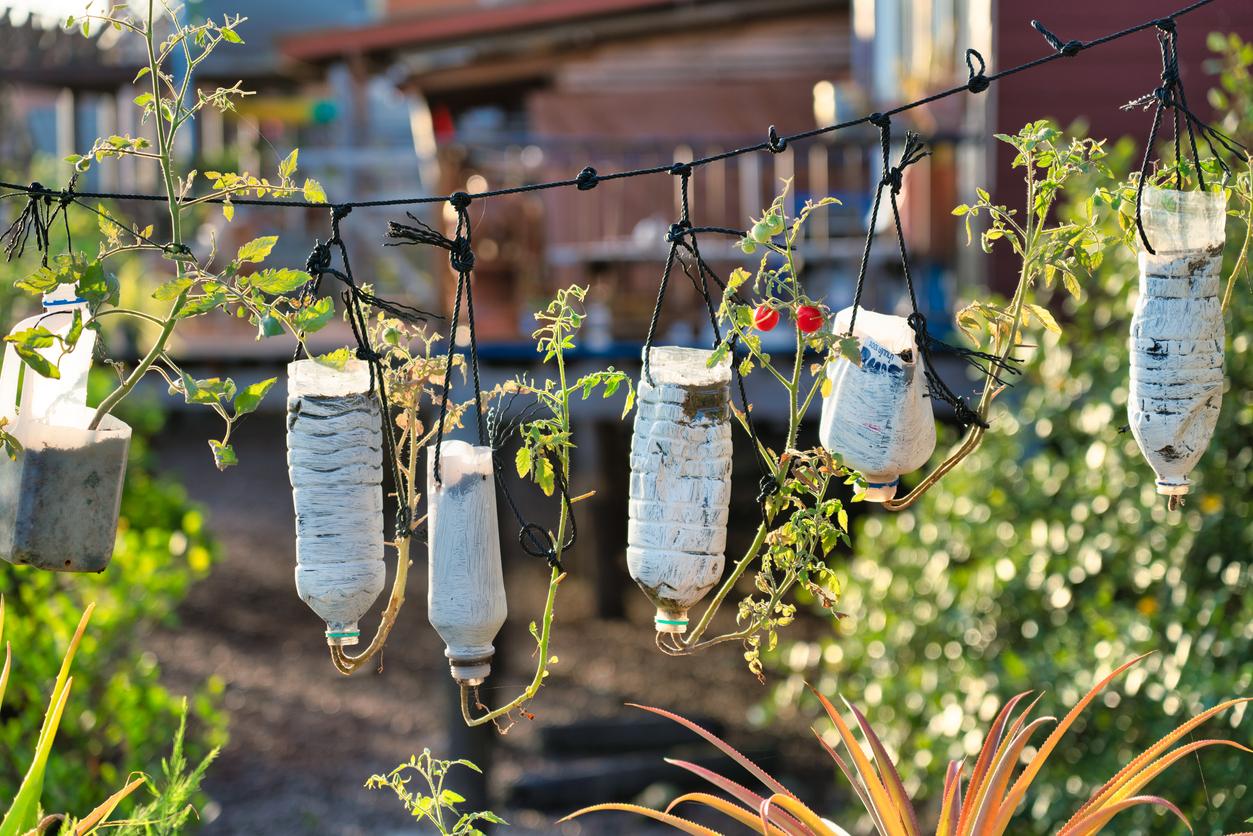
[
  {"xmin": 1129, "ymin": 186, "xmax": 1227, "ymax": 506},
  {"xmin": 819, "ymin": 307, "xmax": 937, "ymax": 502},
  {"xmin": 0, "ymin": 285, "xmax": 131, "ymax": 572},
  {"xmin": 286, "ymin": 358, "xmax": 385, "ymax": 646},
  {"xmin": 628, "ymin": 346, "xmax": 733, "ymax": 634},
  {"xmin": 427, "ymin": 440, "xmax": 507, "ymax": 686}
]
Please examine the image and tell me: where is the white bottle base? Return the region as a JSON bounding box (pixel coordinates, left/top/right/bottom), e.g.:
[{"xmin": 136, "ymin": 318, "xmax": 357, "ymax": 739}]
[
  {"xmin": 655, "ymin": 609, "xmax": 689, "ymax": 634},
  {"xmin": 1155, "ymin": 479, "xmax": 1190, "ymax": 496},
  {"xmin": 862, "ymin": 478, "xmax": 900, "ymax": 503}
]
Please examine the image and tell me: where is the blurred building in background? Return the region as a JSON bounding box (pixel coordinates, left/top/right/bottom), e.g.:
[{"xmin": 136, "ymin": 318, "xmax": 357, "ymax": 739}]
[{"xmin": 0, "ymin": 0, "xmax": 1248, "ymax": 365}]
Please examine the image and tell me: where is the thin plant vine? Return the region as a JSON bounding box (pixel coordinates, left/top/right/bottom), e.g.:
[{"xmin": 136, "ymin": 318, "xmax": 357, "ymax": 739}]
[{"xmin": 460, "ymin": 285, "xmax": 633, "ymax": 729}]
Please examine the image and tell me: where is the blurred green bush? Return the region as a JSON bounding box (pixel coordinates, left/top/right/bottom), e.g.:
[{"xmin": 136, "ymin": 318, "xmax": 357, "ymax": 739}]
[
  {"xmin": 770, "ymin": 33, "xmax": 1251, "ymax": 835},
  {"xmin": 0, "ymin": 178, "xmax": 227, "ymax": 814}
]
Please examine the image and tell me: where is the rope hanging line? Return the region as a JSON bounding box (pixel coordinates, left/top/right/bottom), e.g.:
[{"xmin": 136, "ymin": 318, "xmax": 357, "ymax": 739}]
[
  {"xmin": 0, "ymin": 0, "xmax": 1240, "ymax": 216},
  {"xmin": 387, "ymin": 200, "xmax": 577, "ymax": 569}
]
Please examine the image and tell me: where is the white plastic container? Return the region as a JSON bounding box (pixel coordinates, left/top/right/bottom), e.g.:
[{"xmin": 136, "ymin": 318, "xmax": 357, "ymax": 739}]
[
  {"xmin": 427, "ymin": 440, "xmax": 507, "ymax": 685},
  {"xmin": 286, "ymin": 358, "xmax": 385, "ymax": 646},
  {"xmin": 819, "ymin": 308, "xmax": 936, "ymax": 502},
  {"xmin": 1129, "ymin": 186, "xmax": 1227, "ymax": 501},
  {"xmin": 627, "ymin": 347, "xmax": 732, "ymax": 634},
  {"xmin": 0, "ymin": 285, "xmax": 131, "ymax": 573}
]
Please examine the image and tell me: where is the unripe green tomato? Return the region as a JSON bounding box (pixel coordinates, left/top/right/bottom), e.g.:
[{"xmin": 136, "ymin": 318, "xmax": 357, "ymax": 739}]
[
  {"xmin": 750, "ymin": 219, "xmax": 774, "ymax": 243},
  {"xmin": 740, "ymin": 238, "xmax": 758, "ymax": 254},
  {"xmin": 765, "ymin": 212, "xmax": 785, "ymax": 236}
]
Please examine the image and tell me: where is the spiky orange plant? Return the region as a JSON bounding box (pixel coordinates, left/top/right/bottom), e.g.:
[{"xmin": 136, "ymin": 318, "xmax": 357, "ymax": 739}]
[{"xmin": 561, "ymin": 655, "xmax": 1250, "ymax": 835}]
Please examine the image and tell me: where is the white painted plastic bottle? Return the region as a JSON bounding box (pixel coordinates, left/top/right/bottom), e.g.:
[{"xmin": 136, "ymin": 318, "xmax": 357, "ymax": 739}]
[
  {"xmin": 819, "ymin": 307, "xmax": 936, "ymax": 502},
  {"xmin": 286, "ymin": 358, "xmax": 385, "ymax": 645},
  {"xmin": 0, "ymin": 285, "xmax": 132, "ymax": 573},
  {"xmin": 627, "ymin": 346, "xmax": 732, "ymax": 634},
  {"xmin": 1129, "ymin": 186, "xmax": 1227, "ymax": 502},
  {"xmin": 427, "ymin": 440, "xmax": 507, "ymax": 685}
]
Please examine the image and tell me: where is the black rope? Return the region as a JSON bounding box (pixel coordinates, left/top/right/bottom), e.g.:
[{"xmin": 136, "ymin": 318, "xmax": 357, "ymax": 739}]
[
  {"xmin": 849, "ymin": 117, "xmax": 1018, "ymax": 431},
  {"xmin": 389, "ymin": 197, "xmax": 577, "ymax": 567},
  {"xmin": 1031, "ymin": 19, "xmax": 1084, "ymax": 57},
  {"xmin": 1124, "ymin": 17, "xmax": 1250, "ymax": 253},
  {"xmin": 643, "ymin": 165, "xmax": 773, "ymax": 499},
  {"xmin": 965, "ymin": 49, "xmax": 990, "ymax": 94},
  {"xmin": 296, "ymin": 205, "xmax": 417, "ymax": 540},
  {"xmin": 0, "ymin": 0, "xmax": 1225, "ymax": 215},
  {"xmin": 2, "ymin": 177, "xmax": 77, "ymax": 266}
]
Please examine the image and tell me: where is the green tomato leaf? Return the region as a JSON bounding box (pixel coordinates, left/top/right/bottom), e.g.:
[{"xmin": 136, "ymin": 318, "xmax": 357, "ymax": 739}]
[
  {"xmin": 177, "ymin": 292, "xmax": 228, "ymax": 319},
  {"xmin": 248, "ymin": 268, "xmax": 312, "ymax": 295},
  {"xmin": 515, "ymin": 446, "xmax": 532, "ymax": 479},
  {"xmin": 234, "ymin": 377, "xmax": 276, "ymax": 417},
  {"xmin": 152, "ymin": 277, "xmax": 194, "ymax": 301},
  {"xmin": 294, "ymin": 296, "xmax": 335, "ymax": 334},
  {"xmin": 236, "ymin": 236, "xmax": 278, "ymax": 264},
  {"xmin": 278, "ymin": 149, "xmax": 298, "ymax": 180},
  {"xmin": 209, "ymin": 440, "xmax": 238, "ymax": 470},
  {"xmin": 303, "ymin": 178, "xmax": 328, "ymax": 204}
]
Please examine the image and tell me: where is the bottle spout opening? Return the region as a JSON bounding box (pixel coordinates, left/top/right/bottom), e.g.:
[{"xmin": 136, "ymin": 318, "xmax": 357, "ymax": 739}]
[
  {"xmin": 449, "ymin": 657, "xmax": 493, "ymax": 686},
  {"xmin": 862, "ymin": 477, "xmax": 900, "ymax": 503},
  {"xmin": 325, "ymin": 624, "xmax": 361, "ymax": 647},
  {"xmin": 655, "ymin": 609, "xmax": 689, "ymax": 634}
]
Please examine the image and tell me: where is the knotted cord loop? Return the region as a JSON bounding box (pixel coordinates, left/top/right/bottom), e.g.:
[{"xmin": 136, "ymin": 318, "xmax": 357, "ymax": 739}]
[
  {"xmin": 965, "ymin": 49, "xmax": 990, "ymax": 93},
  {"xmin": 1, "ymin": 177, "xmax": 77, "ymax": 265},
  {"xmin": 1125, "ymin": 16, "xmax": 1249, "ymax": 254},
  {"xmin": 576, "ymin": 166, "xmax": 600, "ymax": 191},
  {"xmin": 767, "ymin": 125, "xmax": 788, "ymax": 153},
  {"xmin": 1031, "ymin": 19, "xmax": 1083, "ymax": 56},
  {"xmin": 849, "ymin": 120, "xmax": 1010, "ymax": 431},
  {"xmin": 297, "ymin": 206, "xmax": 415, "ymax": 539}
]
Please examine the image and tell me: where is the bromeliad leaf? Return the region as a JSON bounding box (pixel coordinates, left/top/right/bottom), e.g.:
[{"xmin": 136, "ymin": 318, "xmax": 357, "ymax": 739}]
[{"xmin": 236, "ymin": 236, "xmax": 278, "ymax": 264}]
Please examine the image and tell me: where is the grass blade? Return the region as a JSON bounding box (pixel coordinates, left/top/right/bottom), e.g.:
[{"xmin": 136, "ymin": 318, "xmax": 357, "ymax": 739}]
[{"xmin": 75, "ymin": 776, "xmax": 147, "ymax": 835}]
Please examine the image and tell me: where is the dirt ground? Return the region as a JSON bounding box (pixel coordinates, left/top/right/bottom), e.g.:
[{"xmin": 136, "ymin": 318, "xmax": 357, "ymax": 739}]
[{"xmin": 149, "ymin": 412, "xmax": 831, "ymax": 835}]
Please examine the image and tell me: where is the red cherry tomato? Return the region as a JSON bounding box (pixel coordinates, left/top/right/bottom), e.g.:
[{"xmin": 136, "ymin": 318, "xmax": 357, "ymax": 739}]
[
  {"xmin": 796, "ymin": 305, "xmax": 825, "ymax": 334},
  {"xmin": 753, "ymin": 305, "xmax": 780, "ymax": 331}
]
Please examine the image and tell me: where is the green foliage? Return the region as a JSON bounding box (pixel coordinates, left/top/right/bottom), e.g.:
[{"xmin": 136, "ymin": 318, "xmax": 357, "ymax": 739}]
[
  {"xmin": 366, "ymin": 750, "xmax": 506, "ymax": 835},
  {"xmin": 112, "ymin": 701, "xmax": 220, "ymax": 836},
  {"xmin": 0, "ymin": 386, "xmax": 227, "ymax": 816},
  {"xmin": 2, "ymin": 4, "xmax": 331, "ymax": 468},
  {"xmin": 662, "ymin": 184, "xmax": 852, "ymax": 666},
  {"xmin": 771, "ymin": 40, "xmax": 1253, "ymax": 835}
]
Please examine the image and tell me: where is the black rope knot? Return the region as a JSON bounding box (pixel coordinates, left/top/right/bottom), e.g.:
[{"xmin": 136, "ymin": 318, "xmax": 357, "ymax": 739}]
[
  {"xmin": 757, "ymin": 475, "xmax": 780, "ymax": 506},
  {"xmin": 669, "ymin": 161, "xmax": 692, "ymax": 178},
  {"xmin": 767, "ymin": 125, "xmax": 788, "ymax": 153},
  {"xmin": 666, "ymin": 221, "xmax": 691, "ymax": 243},
  {"xmin": 965, "ymin": 49, "xmax": 990, "ymax": 93},
  {"xmin": 1031, "ymin": 20, "xmax": 1082, "ymax": 56},
  {"xmin": 1154, "ymin": 17, "xmax": 1176, "ymax": 34},
  {"xmin": 448, "ymin": 191, "xmax": 472, "ymax": 211},
  {"xmin": 354, "ymin": 346, "xmax": 382, "ymax": 362},
  {"xmin": 449, "ymin": 236, "xmax": 475, "ymax": 273},
  {"xmin": 305, "ymin": 240, "xmax": 333, "ymax": 275},
  {"xmin": 576, "ymin": 166, "xmax": 599, "ymax": 190},
  {"xmin": 882, "ymin": 132, "xmax": 930, "ymax": 196},
  {"xmin": 868, "ymin": 111, "xmax": 889, "ymax": 130}
]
